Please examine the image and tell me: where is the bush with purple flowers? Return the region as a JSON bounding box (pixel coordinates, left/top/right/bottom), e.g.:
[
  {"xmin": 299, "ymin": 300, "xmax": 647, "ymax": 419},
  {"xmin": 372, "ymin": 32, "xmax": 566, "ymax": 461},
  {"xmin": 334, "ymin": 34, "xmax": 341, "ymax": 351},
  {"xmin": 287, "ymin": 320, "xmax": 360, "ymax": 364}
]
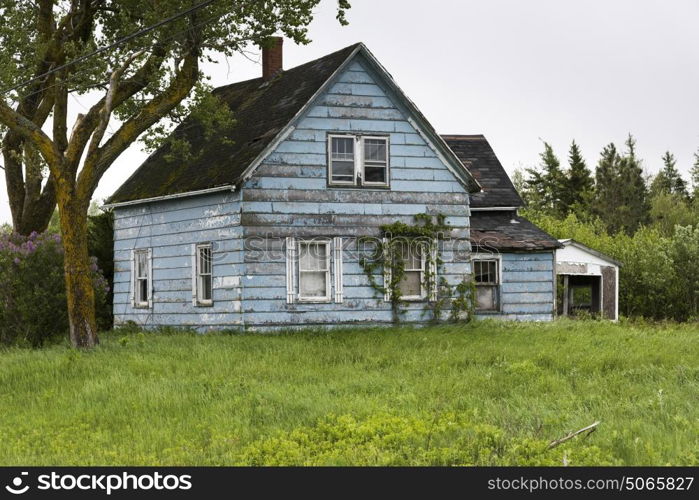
[{"xmin": 0, "ymin": 230, "xmax": 109, "ymax": 347}]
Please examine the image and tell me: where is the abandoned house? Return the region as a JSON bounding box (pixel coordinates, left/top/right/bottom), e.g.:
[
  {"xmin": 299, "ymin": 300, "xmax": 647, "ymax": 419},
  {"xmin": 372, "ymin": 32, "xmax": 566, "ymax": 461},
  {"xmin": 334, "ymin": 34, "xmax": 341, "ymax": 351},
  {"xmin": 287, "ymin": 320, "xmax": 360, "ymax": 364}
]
[{"xmin": 105, "ymin": 40, "xmax": 616, "ymax": 330}]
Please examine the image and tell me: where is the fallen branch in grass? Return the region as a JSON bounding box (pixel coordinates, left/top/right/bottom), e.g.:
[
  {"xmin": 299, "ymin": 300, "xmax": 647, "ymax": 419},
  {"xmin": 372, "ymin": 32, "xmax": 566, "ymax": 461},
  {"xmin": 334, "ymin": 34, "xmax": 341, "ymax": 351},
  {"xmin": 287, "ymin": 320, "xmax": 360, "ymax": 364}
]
[{"xmin": 548, "ymin": 421, "xmax": 600, "ymax": 449}]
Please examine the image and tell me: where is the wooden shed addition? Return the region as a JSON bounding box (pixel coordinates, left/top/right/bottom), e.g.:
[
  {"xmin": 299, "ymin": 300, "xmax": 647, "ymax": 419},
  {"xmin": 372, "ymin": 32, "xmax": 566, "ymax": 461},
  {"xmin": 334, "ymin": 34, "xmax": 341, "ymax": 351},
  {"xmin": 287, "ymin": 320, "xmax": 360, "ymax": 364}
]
[{"xmin": 555, "ymin": 239, "xmax": 621, "ymax": 321}]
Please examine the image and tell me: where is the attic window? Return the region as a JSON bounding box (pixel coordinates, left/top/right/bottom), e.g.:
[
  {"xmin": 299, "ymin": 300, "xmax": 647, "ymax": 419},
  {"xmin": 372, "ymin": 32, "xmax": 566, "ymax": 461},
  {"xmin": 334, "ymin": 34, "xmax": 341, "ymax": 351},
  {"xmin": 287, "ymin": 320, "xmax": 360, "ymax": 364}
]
[{"xmin": 328, "ymin": 134, "xmax": 389, "ymax": 188}]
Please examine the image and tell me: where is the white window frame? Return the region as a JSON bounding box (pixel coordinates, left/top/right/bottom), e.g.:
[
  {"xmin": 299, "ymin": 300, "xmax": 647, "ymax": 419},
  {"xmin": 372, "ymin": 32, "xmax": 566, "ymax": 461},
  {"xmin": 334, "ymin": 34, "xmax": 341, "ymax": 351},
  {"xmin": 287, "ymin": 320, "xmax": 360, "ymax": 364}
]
[
  {"xmin": 195, "ymin": 243, "xmax": 213, "ymax": 306},
  {"xmin": 328, "ymin": 134, "xmax": 390, "ymax": 188},
  {"xmin": 328, "ymin": 134, "xmax": 357, "ymax": 186},
  {"xmin": 361, "ymin": 135, "xmax": 390, "ymax": 187},
  {"xmin": 297, "ymin": 240, "xmax": 332, "ymax": 303},
  {"xmin": 133, "ymin": 248, "xmax": 152, "ymax": 309},
  {"xmin": 472, "ymin": 255, "xmax": 502, "ymax": 312},
  {"xmin": 399, "ymin": 242, "xmax": 427, "ymax": 301}
]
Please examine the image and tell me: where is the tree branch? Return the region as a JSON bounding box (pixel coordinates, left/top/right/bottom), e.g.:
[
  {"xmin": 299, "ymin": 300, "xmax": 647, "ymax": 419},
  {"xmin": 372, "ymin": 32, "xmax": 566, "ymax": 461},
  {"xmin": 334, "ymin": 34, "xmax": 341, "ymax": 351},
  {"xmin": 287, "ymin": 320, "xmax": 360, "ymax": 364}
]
[
  {"xmin": 86, "ymin": 50, "xmax": 144, "ymax": 159},
  {"xmin": 65, "ymin": 47, "xmax": 167, "ymax": 168},
  {"xmin": 77, "ymin": 51, "xmax": 199, "ymax": 199},
  {"xmin": 53, "ymin": 74, "xmax": 69, "ymax": 156},
  {"xmin": 0, "ymin": 99, "xmax": 61, "ymax": 173}
]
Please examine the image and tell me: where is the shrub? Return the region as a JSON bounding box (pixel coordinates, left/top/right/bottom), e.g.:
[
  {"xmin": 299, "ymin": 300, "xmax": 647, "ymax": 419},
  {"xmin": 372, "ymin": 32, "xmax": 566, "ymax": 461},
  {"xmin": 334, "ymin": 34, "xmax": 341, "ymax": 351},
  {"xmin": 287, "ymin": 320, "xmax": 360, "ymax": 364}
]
[
  {"xmin": 238, "ymin": 413, "xmax": 619, "ymax": 466},
  {"xmin": 0, "ymin": 231, "xmax": 109, "ymax": 347},
  {"xmin": 88, "ymin": 211, "xmax": 114, "ymax": 331},
  {"xmin": 526, "ymin": 212, "xmax": 698, "ymax": 321}
]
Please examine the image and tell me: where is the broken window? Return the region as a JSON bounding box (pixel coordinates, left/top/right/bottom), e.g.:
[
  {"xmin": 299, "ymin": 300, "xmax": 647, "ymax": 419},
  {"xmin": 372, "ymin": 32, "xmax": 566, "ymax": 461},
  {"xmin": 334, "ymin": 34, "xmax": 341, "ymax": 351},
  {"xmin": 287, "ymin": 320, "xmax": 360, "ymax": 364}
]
[{"xmin": 473, "ymin": 258, "xmax": 499, "ymax": 311}]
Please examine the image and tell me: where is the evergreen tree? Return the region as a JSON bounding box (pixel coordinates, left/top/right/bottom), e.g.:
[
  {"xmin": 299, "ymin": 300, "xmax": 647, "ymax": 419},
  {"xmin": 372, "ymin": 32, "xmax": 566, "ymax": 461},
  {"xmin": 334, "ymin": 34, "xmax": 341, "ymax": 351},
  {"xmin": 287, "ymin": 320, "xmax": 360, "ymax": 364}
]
[
  {"xmin": 616, "ymin": 135, "xmax": 650, "ymax": 234},
  {"xmin": 593, "ymin": 143, "xmax": 621, "ymax": 229},
  {"xmin": 562, "ymin": 140, "xmax": 594, "ymax": 216},
  {"xmin": 651, "ymin": 151, "xmax": 688, "ymax": 198},
  {"xmin": 524, "ymin": 142, "xmax": 566, "ymax": 216},
  {"xmin": 593, "ymin": 136, "xmax": 650, "ymax": 234},
  {"xmin": 690, "ymin": 148, "xmax": 699, "ymax": 201}
]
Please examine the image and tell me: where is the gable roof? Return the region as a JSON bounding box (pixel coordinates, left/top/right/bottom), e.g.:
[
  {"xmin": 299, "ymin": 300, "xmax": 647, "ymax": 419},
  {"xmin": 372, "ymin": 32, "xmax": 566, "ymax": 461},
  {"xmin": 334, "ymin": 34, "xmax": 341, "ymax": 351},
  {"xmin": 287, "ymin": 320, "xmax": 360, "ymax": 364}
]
[
  {"xmin": 108, "ymin": 43, "xmax": 480, "ymax": 206},
  {"xmin": 441, "ymin": 135, "xmax": 523, "ymax": 209},
  {"xmin": 470, "ymin": 212, "xmax": 562, "ymax": 251},
  {"xmin": 558, "ymin": 239, "xmax": 622, "ymax": 267}
]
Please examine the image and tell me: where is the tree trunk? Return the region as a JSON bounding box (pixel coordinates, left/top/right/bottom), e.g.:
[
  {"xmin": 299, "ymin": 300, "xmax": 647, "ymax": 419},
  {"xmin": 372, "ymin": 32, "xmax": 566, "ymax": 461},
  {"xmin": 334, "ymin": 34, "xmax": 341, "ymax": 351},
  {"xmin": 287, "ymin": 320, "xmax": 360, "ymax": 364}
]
[
  {"xmin": 58, "ymin": 194, "xmax": 99, "ymax": 348},
  {"xmin": 4, "ymin": 137, "xmax": 57, "ymax": 236}
]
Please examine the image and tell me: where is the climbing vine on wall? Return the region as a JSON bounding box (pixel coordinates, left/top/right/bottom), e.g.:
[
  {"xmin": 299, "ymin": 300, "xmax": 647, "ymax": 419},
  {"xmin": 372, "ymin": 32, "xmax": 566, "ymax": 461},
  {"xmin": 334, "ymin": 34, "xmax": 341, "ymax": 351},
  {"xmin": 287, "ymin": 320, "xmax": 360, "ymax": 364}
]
[{"xmin": 359, "ymin": 213, "xmax": 477, "ymax": 324}]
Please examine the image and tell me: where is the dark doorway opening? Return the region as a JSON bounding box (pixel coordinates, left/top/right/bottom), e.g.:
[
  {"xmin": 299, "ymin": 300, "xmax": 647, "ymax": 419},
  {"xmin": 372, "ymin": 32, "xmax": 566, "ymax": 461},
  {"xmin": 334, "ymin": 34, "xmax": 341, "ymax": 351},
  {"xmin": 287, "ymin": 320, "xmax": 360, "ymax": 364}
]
[{"xmin": 557, "ymin": 275, "xmax": 601, "ymax": 317}]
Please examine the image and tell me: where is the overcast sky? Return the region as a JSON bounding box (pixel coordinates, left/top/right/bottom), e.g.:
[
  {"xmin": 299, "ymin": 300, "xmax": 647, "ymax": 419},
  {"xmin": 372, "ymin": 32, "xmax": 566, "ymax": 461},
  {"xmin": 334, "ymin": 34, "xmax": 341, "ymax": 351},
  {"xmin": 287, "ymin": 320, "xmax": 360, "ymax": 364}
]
[{"xmin": 2, "ymin": 0, "xmax": 698, "ymax": 224}]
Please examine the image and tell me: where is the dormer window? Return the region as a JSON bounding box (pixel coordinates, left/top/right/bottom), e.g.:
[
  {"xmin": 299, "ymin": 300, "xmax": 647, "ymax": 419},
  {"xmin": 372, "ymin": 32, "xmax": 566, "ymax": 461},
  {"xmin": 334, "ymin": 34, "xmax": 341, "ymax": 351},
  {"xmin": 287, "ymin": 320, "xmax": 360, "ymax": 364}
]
[{"xmin": 328, "ymin": 134, "xmax": 389, "ymax": 188}]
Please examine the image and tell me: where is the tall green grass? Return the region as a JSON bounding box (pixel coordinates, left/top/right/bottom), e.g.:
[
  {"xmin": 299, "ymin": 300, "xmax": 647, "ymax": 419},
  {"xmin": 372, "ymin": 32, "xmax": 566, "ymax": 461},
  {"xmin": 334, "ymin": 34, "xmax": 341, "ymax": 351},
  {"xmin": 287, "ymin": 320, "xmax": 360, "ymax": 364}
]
[{"xmin": 0, "ymin": 320, "xmax": 697, "ymax": 465}]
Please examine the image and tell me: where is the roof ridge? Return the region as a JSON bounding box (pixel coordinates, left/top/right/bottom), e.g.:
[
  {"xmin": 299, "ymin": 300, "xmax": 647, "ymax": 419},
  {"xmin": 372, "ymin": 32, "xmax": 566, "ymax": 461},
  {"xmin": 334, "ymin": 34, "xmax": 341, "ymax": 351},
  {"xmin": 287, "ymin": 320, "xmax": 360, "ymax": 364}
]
[
  {"xmin": 440, "ymin": 134, "xmax": 486, "ymax": 140},
  {"xmin": 213, "ymin": 42, "xmax": 364, "ymax": 93}
]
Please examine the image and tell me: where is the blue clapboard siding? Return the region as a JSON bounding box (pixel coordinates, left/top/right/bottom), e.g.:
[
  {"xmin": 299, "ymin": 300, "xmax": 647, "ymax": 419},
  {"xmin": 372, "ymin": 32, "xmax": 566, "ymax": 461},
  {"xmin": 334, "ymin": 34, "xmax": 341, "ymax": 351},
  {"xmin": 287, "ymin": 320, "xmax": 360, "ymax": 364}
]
[
  {"xmin": 111, "ymin": 50, "xmax": 556, "ymax": 331},
  {"xmin": 113, "ymin": 191, "xmax": 244, "ymax": 331},
  {"xmin": 239, "ymin": 53, "xmax": 472, "ymax": 329},
  {"xmin": 475, "ymin": 252, "xmax": 556, "ymax": 321}
]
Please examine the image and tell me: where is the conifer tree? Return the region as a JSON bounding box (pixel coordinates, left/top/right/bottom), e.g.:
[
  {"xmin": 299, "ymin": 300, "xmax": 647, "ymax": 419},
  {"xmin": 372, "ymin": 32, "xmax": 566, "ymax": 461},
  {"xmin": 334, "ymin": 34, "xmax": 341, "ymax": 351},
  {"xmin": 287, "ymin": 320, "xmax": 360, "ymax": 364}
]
[
  {"xmin": 562, "ymin": 140, "xmax": 593, "ymax": 215},
  {"xmin": 593, "ymin": 143, "xmax": 621, "ymax": 227},
  {"xmin": 616, "ymin": 135, "xmax": 650, "ymax": 234},
  {"xmin": 651, "ymin": 151, "xmax": 688, "ymax": 198},
  {"xmin": 690, "ymin": 148, "xmax": 699, "ymax": 201},
  {"xmin": 524, "ymin": 142, "xmax": 565, "ymax": 216}
]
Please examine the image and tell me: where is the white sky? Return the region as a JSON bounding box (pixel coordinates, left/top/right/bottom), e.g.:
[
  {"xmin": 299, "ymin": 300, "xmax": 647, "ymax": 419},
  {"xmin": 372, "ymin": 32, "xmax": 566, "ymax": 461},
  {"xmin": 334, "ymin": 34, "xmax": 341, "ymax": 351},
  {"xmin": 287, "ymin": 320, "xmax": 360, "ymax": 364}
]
[{"xmin": 2, "ymin": 0, "xmax": 698, "ymax": 224}]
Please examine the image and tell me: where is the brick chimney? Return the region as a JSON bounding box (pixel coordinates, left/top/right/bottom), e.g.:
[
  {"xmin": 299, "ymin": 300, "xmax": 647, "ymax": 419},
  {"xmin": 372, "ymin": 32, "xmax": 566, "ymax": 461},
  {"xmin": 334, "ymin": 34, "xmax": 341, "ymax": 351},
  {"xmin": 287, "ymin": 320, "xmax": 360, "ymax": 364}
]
[{"xmin": 262, "ymin": 37, "xmax": 283, "ymax": 80}]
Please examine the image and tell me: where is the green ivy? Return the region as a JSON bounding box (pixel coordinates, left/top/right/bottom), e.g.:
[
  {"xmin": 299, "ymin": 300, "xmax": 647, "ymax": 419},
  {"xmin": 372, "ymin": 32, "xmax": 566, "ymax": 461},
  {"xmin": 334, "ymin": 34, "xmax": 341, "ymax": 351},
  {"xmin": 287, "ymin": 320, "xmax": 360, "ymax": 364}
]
[{"xmin": 359, "ymin": 213, "xmax": 477, "ymax": 324}]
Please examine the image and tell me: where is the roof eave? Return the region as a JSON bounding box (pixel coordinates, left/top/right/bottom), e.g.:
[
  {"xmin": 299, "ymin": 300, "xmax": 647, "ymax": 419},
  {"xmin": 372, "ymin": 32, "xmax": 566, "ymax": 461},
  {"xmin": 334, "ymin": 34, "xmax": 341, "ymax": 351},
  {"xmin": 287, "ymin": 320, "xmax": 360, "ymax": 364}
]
[
  {"xmin": 557, "ymin": 239, "xmax": 623, "ymax": 267},
  {"xmin": 103, "ymin": 184, "xmax": 237, "ymax": 210}
]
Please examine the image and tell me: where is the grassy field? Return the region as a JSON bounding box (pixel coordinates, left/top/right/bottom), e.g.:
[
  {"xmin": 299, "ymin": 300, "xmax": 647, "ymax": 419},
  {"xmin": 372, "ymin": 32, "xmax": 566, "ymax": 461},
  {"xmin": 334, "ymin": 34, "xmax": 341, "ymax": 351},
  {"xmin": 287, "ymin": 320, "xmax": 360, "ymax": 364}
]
[{"xmin": 0, "ymin": 320, "xmax": 697, "ymax": 466}]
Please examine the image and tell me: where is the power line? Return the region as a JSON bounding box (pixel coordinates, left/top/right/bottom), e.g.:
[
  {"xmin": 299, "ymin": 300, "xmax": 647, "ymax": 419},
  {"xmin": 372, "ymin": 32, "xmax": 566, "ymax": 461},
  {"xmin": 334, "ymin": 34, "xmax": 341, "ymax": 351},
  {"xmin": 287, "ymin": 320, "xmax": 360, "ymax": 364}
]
[{"xmin": 1, "ymin": 0, "xmax": 219, "ymax": 96}]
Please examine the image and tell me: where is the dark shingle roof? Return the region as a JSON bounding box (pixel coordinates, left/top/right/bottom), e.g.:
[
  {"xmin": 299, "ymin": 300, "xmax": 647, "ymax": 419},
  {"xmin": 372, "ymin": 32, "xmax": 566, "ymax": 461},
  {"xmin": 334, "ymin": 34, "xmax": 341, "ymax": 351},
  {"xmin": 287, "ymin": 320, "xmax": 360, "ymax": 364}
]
[
  {"xmin": 470, "ymin": 212, "xmax": 562, "ymax": 251},
  {"xmin": 442, "ymin": 135, "xmax": 523, "ymax": 209},
  {"xmin": 108, "ymin": 43, "xmax": 361, "ymax": 204}
]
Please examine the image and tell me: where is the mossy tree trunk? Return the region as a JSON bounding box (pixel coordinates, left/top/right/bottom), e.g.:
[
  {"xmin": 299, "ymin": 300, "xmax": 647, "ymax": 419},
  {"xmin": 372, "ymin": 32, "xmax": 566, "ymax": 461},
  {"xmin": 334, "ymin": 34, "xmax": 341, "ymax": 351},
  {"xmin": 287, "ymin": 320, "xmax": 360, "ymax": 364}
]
[{"xmin": 57, "ymin": 187, "xmax": 98, "ymax": 348}]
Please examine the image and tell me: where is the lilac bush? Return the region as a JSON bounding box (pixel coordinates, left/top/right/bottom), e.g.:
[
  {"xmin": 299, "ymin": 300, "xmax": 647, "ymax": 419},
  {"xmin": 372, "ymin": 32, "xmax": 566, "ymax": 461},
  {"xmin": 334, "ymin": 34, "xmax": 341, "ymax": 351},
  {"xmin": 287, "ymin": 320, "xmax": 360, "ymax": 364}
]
[{"xmin": 0, "ymin": 230, "xmax": 109, "ymax": 347}]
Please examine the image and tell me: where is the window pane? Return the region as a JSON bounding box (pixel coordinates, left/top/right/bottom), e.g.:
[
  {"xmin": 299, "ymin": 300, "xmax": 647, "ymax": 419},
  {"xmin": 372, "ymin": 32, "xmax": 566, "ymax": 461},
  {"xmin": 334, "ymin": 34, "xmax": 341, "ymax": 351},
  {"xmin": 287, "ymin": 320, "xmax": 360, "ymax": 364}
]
[
  {"xmin": 474, "ymin": 260, "xmax": 497, "ymax": 284},
  {"xmin": 399, "ymin": 270, "xmax": 422, "ymax": 297},
  {"xmin": 200, "ymin": 275, "xmax": 212, "ymax": 301},
  {"xmin": 399, "ymin": 243, "xmax": 422, "ymax": 270},
  {"xmin": 331, "ymin": 160, "xmax": 354, "ymax": 183},
  {"xmin": 300, "ymin": 271, "xmax": 327, "ymax": 298},
  {"xmin": 476, "ymin": 286, "xmax": 496, "ymax": 310},
  {"xmin": 364, "ymin": 138, "xmax": 386, "ymax": 162},
  {"xmin": 489, "ymin": 261, "xmax": 497, "ymax": 283},
  {"xmin": 138, "ymin": 278, "xmax": 148, "ymax": 303},
  {"xmin": 199, "ymin": 246, "xmax": 211, "ymax": 275},
  {"xmin": 364, "ymin": 166, "xmax": 386, "ymax": 184},
  {"xmin": 136, "ymin": 252, "xmax": 148, "ymax": 278},
  {"xmin": 300, "ymin": 243, "xmax": 327, "ymax": 271},
  {"xmin": 332, "ymin": 137, "xmax": 354, "ymax": 159}
]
